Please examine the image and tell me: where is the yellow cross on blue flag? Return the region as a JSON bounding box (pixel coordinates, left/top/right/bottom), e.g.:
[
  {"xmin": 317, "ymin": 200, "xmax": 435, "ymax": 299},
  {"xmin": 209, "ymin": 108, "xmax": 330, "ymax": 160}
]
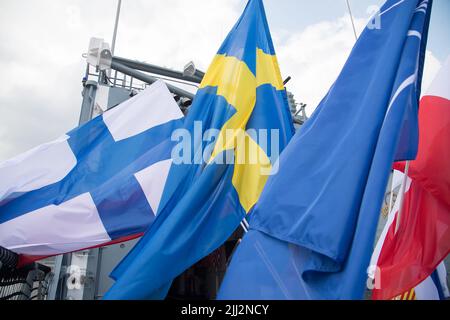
[{"xmin": 104, "ymin": 0, "xmax": 294, "ymax": 299}]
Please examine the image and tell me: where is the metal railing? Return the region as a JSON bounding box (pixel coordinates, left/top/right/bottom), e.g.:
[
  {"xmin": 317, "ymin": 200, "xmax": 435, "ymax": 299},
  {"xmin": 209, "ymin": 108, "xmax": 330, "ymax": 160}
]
[{"xmin": 0, "ymin": 246, "xmax": 53, "ymax": 300}]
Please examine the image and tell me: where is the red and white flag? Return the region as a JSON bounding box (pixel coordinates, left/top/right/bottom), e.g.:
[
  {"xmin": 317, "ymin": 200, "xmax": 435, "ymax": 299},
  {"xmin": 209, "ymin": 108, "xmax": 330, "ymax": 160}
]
[{"xmin": 370, "ymin": 56, "xmax": 450, "ymax": 300}]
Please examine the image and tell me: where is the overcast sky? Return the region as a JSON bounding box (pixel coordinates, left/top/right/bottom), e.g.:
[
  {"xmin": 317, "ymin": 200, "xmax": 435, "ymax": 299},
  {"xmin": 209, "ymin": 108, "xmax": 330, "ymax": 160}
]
[{"xmin": 0, "ymin": 0, "xmax": 448, "ymax": 162}]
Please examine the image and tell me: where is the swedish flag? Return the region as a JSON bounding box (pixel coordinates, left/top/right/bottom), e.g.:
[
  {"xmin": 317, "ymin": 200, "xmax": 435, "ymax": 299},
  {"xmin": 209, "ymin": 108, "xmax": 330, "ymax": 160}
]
[{"xmin": 104, "ymin": 0, "xmax": 294, "ymax": 299}]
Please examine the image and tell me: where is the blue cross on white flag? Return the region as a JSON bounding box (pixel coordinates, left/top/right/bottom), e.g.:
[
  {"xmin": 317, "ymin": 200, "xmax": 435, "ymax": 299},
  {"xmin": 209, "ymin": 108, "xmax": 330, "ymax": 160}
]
[{"xmin": 0, "ymin": 80, "xmax": 183, "ymax": 258}]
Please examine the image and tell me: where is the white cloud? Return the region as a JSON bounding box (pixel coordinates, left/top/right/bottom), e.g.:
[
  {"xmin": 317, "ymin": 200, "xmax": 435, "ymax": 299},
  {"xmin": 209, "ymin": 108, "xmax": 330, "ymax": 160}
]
[
  {"xmin": 276, "ymin": 14, "xmax": 443, "ymax": 116},
  {"xmin": 0, "ymin": 0, "xmax": 241, "ymax": 162},
  {"xmin": 113, "ymin": 0, "xmax": 242, "ymax": 71},
  {"xmin": 0, "ymin": 1, "xmax": 443, "ymax": 162},
  {"xmin": 276, "ymin": 15, "xmax": 367, "ymax": 116}
]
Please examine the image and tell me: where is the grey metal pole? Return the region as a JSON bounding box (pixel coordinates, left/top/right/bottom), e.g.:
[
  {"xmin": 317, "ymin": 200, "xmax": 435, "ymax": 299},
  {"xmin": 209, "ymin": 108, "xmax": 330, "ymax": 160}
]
[
  {"xmin": 111, "ymin": 0, "xmax": 122, "ymax": 55},
  {"xmin": 395, "ymin": 161, "xmax": 410, "ymax": 234},
  {"xmin": 345, "ymin": 0, "xmax": 358, "ymax": 41},
  {"xmin": 110, "ymin": 60, "xmax": 195, "ymax": 99},
  {"xmin": 112, "ymin": 56, "xmax": 203, "ymax": 84}
]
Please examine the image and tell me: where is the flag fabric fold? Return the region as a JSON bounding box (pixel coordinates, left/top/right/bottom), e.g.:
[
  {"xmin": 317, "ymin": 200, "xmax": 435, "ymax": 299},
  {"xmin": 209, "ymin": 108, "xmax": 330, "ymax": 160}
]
[
  {"xmin": 389, "ymin": 262, "xmax": 448, "ymax": 300},
  {"xmin": 104, "ymin": 0, "xmax": 294, "ymax": 300},
  {"xmin": 218, "ymin": 0, "xmax": 433, "ymax": 300},
  {"xmin": 0, "ymin": 80, "xmax": 183, "ymax": 260}
]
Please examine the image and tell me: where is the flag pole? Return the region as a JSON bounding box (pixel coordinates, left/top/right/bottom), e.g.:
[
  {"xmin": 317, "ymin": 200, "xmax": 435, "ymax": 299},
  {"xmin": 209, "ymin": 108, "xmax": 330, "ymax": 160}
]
[
  {"xmin": 388, "ymin": 171, "xmax": 395, "ymax": 213},
  {"xmin": 395, "ymin": 161, "xmax": 410, "ymax": 234},
  {"xmin": 111, "ymin": 0, "xmax": 122, "ymax": 56}
]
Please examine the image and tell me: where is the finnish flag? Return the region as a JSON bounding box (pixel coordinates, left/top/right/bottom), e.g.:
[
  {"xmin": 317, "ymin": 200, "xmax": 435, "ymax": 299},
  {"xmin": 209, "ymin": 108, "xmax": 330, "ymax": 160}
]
[{"xmin": 0, "ymin": 80, "xmax": 183, "ymax": 257}]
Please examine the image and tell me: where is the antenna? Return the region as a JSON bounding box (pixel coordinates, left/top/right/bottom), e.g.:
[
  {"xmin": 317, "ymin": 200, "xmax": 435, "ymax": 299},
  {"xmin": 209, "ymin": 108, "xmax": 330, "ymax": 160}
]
[{"xmin": 111, "ymin": 0, "xmax": 122, "ymax": 55}]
